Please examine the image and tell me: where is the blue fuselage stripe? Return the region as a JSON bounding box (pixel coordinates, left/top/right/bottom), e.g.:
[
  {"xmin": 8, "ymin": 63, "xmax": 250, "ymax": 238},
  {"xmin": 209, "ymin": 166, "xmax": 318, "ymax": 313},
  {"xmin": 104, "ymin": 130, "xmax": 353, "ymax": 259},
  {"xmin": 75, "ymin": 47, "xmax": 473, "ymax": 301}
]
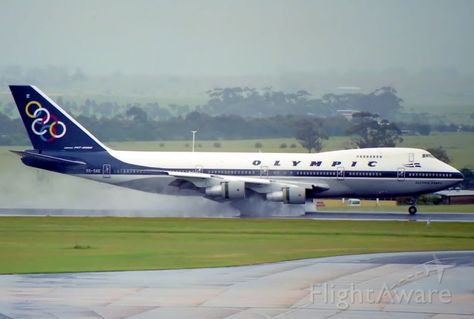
[{"xmin": 96, "ymin": 167, "xmax": 462, "ymax": 180}]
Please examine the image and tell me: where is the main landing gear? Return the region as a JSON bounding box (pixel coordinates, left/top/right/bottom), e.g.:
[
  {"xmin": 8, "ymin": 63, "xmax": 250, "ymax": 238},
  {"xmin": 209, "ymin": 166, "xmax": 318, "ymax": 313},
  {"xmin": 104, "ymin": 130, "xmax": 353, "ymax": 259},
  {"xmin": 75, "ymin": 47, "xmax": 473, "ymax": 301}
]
[
  {"xmin": 408, "ymin": 206, "xmax": 417, "ymax": 215},
  {"xmin": 408, "ymin": 197, "xmax": 418, "ymax": 215}
]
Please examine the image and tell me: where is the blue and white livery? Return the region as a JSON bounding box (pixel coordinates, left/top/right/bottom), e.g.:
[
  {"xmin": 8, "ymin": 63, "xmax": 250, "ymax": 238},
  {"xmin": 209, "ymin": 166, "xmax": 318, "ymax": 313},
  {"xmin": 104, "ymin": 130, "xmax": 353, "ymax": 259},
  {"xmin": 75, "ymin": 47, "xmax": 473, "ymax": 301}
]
[{"xmin": 9, "ymin": 85, "xmax": 463, "ymax": 215}]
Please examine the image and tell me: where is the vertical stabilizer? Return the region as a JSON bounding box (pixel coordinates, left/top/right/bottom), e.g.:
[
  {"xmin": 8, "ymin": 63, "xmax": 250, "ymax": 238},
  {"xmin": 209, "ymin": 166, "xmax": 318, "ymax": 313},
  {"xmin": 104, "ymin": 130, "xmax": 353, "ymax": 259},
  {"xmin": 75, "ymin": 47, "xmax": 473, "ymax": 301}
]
[{"xmin": 9, "ymin": 85, "xmax": 107, "ymax": 152}]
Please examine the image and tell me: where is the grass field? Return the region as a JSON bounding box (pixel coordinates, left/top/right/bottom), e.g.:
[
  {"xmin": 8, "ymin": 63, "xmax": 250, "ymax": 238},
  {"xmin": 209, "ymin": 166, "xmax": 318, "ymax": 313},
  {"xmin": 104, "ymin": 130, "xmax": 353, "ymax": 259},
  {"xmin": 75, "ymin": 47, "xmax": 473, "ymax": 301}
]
[
  {"xmin": 314, "ymin": 199, "xmax": 474, "ymax": 213},
  {"xmin": 0, "ymin": 217, "xmax": 473, "ymax": 274}
]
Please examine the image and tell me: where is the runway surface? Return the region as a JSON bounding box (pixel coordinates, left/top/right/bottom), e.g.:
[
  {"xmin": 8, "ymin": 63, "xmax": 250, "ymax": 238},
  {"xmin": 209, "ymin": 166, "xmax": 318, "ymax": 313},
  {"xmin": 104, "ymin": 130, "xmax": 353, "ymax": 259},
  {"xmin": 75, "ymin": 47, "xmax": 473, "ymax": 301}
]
[
  {"xmin": 1, "ymin": 208, "xmax": 474, "ymax": 222},
  {"xmin": 0, "ymin": 251, "xmax": 473, "ymax": 319}
]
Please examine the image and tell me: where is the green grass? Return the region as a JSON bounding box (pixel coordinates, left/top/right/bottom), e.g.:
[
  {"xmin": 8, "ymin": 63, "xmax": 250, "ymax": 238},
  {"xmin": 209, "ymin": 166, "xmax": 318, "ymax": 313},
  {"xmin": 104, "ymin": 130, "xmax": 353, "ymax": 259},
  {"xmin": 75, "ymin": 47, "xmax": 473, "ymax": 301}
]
[
  {"xmin": 0, "ymin": 217, "xmax": 473, "ymax": 274},
  {"xmin": 414, "ymin": 204, "xmax": 474, "ymax": 213},
  {"xmin": 108, "ymin": 138, "xmax": 311, "ymax": 153}
]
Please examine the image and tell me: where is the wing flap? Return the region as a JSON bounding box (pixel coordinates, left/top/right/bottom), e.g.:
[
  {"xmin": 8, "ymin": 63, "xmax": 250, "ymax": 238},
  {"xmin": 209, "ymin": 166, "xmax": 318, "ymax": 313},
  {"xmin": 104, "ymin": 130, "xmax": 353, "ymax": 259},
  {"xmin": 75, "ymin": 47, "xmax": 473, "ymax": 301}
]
[{"xmin": 165, "ymin": 170, "xmax": 329, "ymax": 193}]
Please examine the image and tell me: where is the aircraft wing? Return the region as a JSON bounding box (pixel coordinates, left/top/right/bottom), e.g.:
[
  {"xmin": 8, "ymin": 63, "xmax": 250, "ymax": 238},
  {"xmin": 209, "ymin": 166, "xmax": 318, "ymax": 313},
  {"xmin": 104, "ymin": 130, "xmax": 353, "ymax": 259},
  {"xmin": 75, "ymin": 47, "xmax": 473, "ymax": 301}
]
[{"xmin": 166, "ymin": 170, "xmax": 329, "ymax": 193}]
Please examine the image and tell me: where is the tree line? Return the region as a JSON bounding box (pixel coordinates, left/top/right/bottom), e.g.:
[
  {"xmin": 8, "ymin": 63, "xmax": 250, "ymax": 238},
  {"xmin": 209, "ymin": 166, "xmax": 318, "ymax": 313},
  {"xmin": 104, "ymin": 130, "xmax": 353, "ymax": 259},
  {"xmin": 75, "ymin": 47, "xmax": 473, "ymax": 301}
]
[
  {"xmin": 1, "ymin": 84, "xmax": 473, "ymax": 151},
  {"xmin": 0, "ymin": 85, "xmax": 405, "ymax": 120},
  {"xmin": 0, "ymin": 102, "xmax": 473, "ymax": 147},
  {"xmin": 0, "ymin": 110, "xmax": 351, "ymax": 145},
  {"xmin": 0, "ymin": 109, "xmax": 403, "ymax": 149},
  {"xmin": 203, "ymin": 86, "xmax": 402, "ymax": 118}
]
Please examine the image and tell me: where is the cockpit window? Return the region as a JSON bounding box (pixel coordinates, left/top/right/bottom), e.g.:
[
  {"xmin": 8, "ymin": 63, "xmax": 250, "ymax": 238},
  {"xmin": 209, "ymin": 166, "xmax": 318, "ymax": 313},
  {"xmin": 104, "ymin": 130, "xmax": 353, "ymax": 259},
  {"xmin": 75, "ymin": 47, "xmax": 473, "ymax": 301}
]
[{"xmin": 422, "ymin": 153, "xmax": 434, "ymax": 158}]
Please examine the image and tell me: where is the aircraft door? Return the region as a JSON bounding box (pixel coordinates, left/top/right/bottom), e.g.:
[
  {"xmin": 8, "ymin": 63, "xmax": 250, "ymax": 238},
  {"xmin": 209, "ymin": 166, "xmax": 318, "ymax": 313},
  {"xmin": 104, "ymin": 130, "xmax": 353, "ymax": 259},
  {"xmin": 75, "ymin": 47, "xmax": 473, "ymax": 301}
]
[
  {"xmin": 260, "ymin": 166, "xmax": 269, "ymax": 177},
  {"xmin": 337, "ymin": 167, "xmax": 345, "ymax": 180},
  {"xmin": 102, "ymin": 164, "xmax": 111, "ymax": 178},
  {"xmin": 397, "ymin": 168, "xmax": 405, "ymax": 181}
]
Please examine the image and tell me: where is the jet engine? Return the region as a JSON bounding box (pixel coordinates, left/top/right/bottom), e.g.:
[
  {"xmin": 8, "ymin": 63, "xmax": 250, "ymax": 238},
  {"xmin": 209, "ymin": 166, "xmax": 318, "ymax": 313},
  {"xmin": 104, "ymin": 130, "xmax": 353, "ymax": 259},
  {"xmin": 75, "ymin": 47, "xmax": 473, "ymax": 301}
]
[
  {"xmin": 266, "ymin": 187, "xmax": 306, "ymax": 204},
  {"xmin": 205, "ymin": 181, "xmax": 245, "ymax": 199}
]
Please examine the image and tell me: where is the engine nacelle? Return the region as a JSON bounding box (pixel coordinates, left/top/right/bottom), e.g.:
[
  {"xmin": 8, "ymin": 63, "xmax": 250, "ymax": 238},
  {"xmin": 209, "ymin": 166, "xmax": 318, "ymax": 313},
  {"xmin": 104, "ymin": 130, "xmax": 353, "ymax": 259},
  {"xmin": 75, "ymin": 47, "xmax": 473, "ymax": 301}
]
[
  {"xmin": 266, "ymin": 187, "xmax": 306, "ymax": 204},
  {"xmin": 205, "ymin": 181, "xmax": 245, "ymax": 199}
]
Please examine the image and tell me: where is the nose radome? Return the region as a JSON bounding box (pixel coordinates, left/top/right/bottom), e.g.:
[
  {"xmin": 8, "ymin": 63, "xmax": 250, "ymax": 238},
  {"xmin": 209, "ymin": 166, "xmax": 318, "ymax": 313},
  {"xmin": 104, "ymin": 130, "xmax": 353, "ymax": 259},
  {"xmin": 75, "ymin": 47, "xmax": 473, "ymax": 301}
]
[{"xmin": 448, "ymin": 164, "xmax": 464, "ymax": 180}]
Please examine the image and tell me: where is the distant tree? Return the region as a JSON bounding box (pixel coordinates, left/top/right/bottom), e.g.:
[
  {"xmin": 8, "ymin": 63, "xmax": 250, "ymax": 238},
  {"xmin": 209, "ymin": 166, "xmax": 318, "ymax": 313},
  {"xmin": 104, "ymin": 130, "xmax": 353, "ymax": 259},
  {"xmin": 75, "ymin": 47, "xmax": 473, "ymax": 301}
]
[
  {"xmin": 295, "ymin": 119, "xmax": 328, "ymax": 152},
  {"xmin": 0, "ymin": 112, "xmax": 27, "ymax": 145},
  {"xmin": 204, "ymin": 86, "xmax": 330, "ymax": 117},
  {"xmin": 213, "ymin": 142, "xmax": 222, "ymax": 148},
  {"xmin": 254, "ymin": 142, "xmax": 263, "ymax": 149},
  {"xmin": 290, "ymin": 143, "xmax": 297, "ymax": 148},
  {"xmin": 321, "ymin": 86, "xmax": 403, "ymax": 118},
  {"xmin": 126, "ymin": 106, "xmax": 148, "ymax": 122},
  {"xmin": 368, "ymin": 86, "xmax": 403, "ymax": 117},
  {"xmin": 169, "ymin": 104, "xmax": 190, "ymax": 116},
  {"xmin": 280, "ymin": 143, "xmax": 288, "ymax": 149},
  {"xmin": 416, "ymin": 124, "xmax": 431, "ymax": 136},
  {"xmin": 347, "ymin": 112, "xmax": 403, "ymax": 148},
  {"xmin": 427, "ymin": 146, "xmax": 451, "ymax": 163}
]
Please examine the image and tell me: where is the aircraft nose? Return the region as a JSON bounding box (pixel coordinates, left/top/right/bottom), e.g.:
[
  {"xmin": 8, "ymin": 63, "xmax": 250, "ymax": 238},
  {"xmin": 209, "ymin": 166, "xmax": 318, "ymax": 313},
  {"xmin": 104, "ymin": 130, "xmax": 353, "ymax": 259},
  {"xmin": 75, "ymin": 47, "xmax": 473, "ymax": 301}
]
[{"xmin": 449, "ymin": 165, "xmax": 464, "ymax": 181}]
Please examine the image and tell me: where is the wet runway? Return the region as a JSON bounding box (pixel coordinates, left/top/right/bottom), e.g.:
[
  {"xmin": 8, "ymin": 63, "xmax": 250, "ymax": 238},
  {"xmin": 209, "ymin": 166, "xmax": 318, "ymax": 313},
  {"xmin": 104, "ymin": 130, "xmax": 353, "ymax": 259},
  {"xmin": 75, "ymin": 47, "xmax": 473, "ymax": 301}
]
[
  {"xmin": 0, "ymin": 251, "xmax": 473, "ymax": 319},
  {"xmin": 1, "ymin": 208, "xmax": 474, "ymax": 222},
  {"xmin": 0, "ymin": 208, "xmax": 172, "ymax": 218}
]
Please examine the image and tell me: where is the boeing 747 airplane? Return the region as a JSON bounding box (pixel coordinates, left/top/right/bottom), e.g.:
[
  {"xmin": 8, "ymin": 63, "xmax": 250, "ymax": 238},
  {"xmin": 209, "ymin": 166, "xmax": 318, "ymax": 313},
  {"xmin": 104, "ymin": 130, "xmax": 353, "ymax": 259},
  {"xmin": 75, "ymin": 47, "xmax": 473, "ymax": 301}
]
[{"xmin": 9, "ymin": 85, "xmax": 463, "ymax": 215}]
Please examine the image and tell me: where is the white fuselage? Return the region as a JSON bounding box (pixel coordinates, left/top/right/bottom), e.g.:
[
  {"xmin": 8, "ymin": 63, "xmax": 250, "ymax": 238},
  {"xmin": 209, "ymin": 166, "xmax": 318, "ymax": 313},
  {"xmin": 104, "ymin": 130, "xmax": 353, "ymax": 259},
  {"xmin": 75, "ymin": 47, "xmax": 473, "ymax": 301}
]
[{"xmin": 79, "ymin": 147, "xmax": 462, "ymax": 199}]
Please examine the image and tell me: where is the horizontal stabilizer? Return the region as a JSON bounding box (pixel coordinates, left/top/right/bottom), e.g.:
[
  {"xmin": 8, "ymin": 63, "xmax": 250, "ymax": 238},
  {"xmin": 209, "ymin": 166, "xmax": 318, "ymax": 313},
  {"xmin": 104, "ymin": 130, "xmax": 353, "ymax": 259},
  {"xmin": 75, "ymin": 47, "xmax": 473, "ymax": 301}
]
[{"xmin": 10, "ymin": 150, "xmax": 86, "ymax": 166}]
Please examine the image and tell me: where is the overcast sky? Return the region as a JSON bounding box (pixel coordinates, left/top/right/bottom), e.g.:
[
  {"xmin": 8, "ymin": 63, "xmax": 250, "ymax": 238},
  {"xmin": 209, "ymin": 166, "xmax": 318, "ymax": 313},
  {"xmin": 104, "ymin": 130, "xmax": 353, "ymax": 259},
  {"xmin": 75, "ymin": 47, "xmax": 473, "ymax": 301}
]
[{"xmin": 1, "ymin": 0, "xmax": 473, "ymax": 76}]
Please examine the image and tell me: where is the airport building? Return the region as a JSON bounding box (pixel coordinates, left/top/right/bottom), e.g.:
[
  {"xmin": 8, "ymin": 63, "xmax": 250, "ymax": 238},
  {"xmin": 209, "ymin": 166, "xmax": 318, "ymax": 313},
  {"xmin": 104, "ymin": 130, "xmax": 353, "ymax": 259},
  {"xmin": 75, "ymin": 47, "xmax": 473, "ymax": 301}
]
[{"xmin": 436, "ymin": 190, "xmax": 474, "ymax": 205}]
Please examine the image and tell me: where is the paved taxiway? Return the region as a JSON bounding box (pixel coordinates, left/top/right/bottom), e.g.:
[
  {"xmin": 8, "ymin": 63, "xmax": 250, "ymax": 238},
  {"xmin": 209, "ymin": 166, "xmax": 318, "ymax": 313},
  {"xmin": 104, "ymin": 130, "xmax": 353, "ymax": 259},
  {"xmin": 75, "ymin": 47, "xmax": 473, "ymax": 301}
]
[
  {"xmin": 0, "ymin": 251, "xmax": 473, "ymax": 319},
  {"xmin": 1, "ymin": 208, "xmax": 474, "ymax": 222}
]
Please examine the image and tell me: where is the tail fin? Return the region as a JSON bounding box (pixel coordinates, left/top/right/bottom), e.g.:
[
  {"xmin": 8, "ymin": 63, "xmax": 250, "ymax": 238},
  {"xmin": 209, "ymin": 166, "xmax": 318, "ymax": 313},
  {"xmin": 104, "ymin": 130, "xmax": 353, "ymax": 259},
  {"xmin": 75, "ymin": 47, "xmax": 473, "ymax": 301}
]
[{"xmin": 9, "ymin": 85, "xmax": 107, "ymax": 152}]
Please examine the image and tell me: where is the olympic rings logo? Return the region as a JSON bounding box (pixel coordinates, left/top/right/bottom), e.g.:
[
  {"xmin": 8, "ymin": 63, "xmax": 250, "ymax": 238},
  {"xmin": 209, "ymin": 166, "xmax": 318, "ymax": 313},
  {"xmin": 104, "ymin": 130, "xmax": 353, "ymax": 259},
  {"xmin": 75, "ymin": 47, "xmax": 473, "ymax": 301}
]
[{"xmin": 25, "ymin": 101, "xmax": 67, "ymax": 142}]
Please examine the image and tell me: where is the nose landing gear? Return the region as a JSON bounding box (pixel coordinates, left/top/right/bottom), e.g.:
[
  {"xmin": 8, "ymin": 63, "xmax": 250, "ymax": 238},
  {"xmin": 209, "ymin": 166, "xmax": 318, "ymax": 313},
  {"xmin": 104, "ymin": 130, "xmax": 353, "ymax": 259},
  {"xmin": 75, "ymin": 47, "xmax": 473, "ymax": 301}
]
[{"xmin": 408, "ymin": 197, "xmax": 418, "ymax": 215}]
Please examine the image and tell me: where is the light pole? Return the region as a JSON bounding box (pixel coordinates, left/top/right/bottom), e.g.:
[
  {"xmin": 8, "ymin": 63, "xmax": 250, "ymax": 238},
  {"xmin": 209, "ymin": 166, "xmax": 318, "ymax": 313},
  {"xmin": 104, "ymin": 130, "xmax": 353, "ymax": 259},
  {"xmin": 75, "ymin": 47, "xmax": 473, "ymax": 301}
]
[{"xmin": 191, "ymin": 130, "xmax": 197, "ymax": 152}]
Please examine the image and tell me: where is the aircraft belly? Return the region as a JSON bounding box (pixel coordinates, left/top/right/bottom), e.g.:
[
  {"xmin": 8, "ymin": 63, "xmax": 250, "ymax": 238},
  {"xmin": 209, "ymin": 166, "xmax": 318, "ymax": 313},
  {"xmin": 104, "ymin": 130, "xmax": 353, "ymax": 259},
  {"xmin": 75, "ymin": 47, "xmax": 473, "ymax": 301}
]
[
  {"xmin": 75, "ymin": 174, "xmax": 199, "ymax": 196},
  {"xmin": 73, "ymin": 174, "xmax": 460, "ymax": 199},
  {"xmin": 319, "ymin": 178, "xmax": 456, "ymax": 197}
]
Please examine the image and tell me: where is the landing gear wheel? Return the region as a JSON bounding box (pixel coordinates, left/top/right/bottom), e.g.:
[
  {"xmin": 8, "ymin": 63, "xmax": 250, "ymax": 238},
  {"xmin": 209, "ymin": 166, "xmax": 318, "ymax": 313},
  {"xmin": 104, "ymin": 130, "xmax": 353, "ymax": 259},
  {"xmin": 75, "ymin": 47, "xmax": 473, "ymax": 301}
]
[{"xmin": 408, "ymin": 206, "xmax": 417, "ymax": 215}]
